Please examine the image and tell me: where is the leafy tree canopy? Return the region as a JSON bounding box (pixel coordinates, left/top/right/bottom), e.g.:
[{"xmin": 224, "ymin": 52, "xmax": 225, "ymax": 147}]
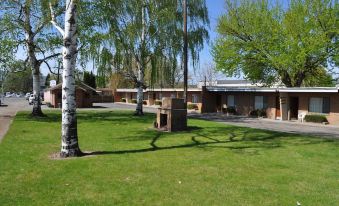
[{"xmin": 213, "ymin": 0, "xmax": 339, "ymax": 87}]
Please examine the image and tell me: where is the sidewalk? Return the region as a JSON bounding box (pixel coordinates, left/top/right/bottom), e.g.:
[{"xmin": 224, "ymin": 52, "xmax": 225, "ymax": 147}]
[
  {"xmin": 190, "ymin": 113, "xmax": 339, "ymax": 139},
  {"xmin": 0, "ymin": 98, "xmax": 30, "ymax": 142}
]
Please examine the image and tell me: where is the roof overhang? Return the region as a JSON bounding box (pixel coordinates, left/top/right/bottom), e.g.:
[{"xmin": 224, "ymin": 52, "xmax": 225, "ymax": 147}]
[
  {"xmin": 279, "ymin": 88, "xmax": 339, "ymax": 93},
  {"xmin": 206, "ymin": 86, "xmax": 339, "ymax": 93},
  {"xmin": 116, "ymin": 88, "xmax": 202, "ymax": 92},
  {"xmin": 206, "ymin": 86, "xmax": 277, "ymax": 93}
]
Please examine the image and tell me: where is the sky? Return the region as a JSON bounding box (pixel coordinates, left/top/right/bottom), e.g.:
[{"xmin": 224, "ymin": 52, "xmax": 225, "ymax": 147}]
[{"xmin": 200, "ymin": 0, "xmax": 225, "ymax": 65}]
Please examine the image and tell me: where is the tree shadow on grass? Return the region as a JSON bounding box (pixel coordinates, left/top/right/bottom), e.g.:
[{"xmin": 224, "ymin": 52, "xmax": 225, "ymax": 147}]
[
  {"xmin": 84, "ymin": 126, "xmax": 336, "ymax": 157},
  {"xmin": 16, "ymin": 110, "xmax": 156, "ymax": 124}
]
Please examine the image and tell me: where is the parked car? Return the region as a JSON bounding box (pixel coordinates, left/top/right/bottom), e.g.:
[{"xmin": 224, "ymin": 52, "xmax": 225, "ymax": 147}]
[
  {"xmin": 5, "ymin": 92, "xmax": 13, "ymax": 98},
  {"xmin": 25, "ymin": 93, "xmax": 31, "ymax": 100},
  {"xmin": 28, "ymin": 94, "xmax": 35, "ymax": 105}
]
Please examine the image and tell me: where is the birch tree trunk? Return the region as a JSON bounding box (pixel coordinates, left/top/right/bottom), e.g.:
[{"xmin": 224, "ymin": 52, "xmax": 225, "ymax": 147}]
[
  {"xmin": 135, "ymin": 2, "xmax": 146, "ymax": 116},
  {"xmin": 135, "ymin": 66, "xmax": 144, "ymax": 115},
  {"xmin": 32, "ymin": 70, "xmax": 43, "ymax": 116},
  {"xmin": 60, "ymin": 0, "xmax": 81, "ymax": 157},
  {"xmin": 23, "ymin": 3, "xmax": 44, "ymax": 116}
]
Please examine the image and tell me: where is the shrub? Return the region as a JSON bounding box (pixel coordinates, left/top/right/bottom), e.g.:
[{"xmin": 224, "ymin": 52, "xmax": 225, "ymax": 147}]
[
  {"xmin": 304, "ymin": 115, "xmax": 328, "ymax": 123},
  {"xmin": 250, "ymin": 109, "xmax": 266, "ymax": 117},
  {"xmin": 46, "ymin": 102, "xmax": 53, "ymax": 108},
  {"xmin": 187, "ymin": 103, "xmax": 198, "ymax": 110},
  {"xmin": 131, "ymin": 99, "xmax": 137, "ymax": 104},
  {"xmin": 249, "ymin": 110, "xmax": 258, "ymax": 117},
  {"xmin": 257, "ymin": 109, "xmax": 267, "ymax": 117},
  {"xmin": 121, "ymin": 98, "xmax": 126, "ymax": 102},
  {"xmin": 143, "ymin": 100, "xmax": 147, "ymax": 105},
  {"xmin": 226, "ymin": 107, "xmax": 236, "ymax": 114},
  {"xmin": 155, "ymin": 100, "xmax": 162, "ymax": 106}
]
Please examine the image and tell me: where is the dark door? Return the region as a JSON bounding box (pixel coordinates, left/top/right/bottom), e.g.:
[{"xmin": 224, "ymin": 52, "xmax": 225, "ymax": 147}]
[
  {"xmin": 289, "ymin": 97, "xmax": 299, "ymax": 119},
  {"xmin": 216, "ymin": 94, "xmax": 222, "ymax": 112}
]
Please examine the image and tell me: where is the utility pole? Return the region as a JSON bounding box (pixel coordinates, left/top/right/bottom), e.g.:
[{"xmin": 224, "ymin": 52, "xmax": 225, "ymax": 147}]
[{"xmin": 183, "ymin": 0, "xmax": 188, "ymax": 104}]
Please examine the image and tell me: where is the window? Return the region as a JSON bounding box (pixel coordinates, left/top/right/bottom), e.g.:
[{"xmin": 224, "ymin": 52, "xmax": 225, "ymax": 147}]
[
  {"xmin": 227, "ymin": 95, "xmax": 235, "ymax": 107},
  {"xmin": 309, "ymin": 97, "xmax": 330, "ymax": 113},
  {"xmin": 255, "ymin": 96, "xmax": 268, "ymax": 110},
  {"xmin": 171, "ymin": 93, "xmax": 176, "ymax": 98},
  {"xmin": 192, "ymin": 94, "xmax": 199, "ymax": 103}
]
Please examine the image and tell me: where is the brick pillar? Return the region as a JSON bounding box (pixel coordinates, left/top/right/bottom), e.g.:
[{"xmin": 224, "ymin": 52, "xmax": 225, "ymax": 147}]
[{"xmin": 279, "ymin": 92, "xmax": 289, "ymax": 121}]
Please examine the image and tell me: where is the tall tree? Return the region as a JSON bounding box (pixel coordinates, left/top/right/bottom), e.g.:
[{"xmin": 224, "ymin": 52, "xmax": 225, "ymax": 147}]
[
  {"xmin": 3, "ymin": 67, "xmax": 33, "ymax": 93},
  {"xmin": 96, "ymin": 0, "xmax": 209, "ymax": 115},
  {"xmin": 0, "ymin": 0, "xmax": 63, "ymax": 116},
  {"xmin": 183, "ymin": 0, "xmax": 188, "ymax": 103},
  {"xmin": 213, "ymin": 0, "xmax": 339, "ymax": 87},
  {"xmin": 50, "ymin": 0, "xmax": 81, "ymax": 157}
]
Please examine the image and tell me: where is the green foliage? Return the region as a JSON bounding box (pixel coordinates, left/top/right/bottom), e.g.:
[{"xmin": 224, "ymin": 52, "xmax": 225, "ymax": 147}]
[
  {"xmin": 3, "ymin": 68, "xmax": 32, "ymax": 93},
  {"xmin": 0, "ymin": 110, "xmax": 338, "ymax": 205},
  {"xmin": 302, "ymin": 67, "xmax": 335, "ymax": 87},
  {"xmin": 83, "ymin": 71, "xmax": 97, "ymax": 89},
  {"xmin": 304, "ymin": 114, "xmax": 328, "ymax": 123},
  {"xmin": 187, "ymin": 103, "xmax": 198, "ymax": 110},
  {"xmin": 45, "ymin": 73, "xmax": 51, "ymax": 87},
  {"xmin": 155, "ymin": 100, "xmax": 162, "ymax": 106},
  {"xmin": 93, "ymin": 0, "xmax": 209, "ymax": 88},
  {"xmin": 250, "ymin": 109, "xmax": 267, "ymax": 117},
  {"xmin": 121, "ymin": 98, "xmax": 126, "ymax": 102},
  {"xmin": 213, "ymin": 0, "xmax": 339, "ymax": 87},
  {"xmin": 131, "ymin": 99, "xmax": 137, "ymax": 104},
  {"xmin": 45, "ymin": 102, "xmax": 53, "ymax": 108},
  {"xmin": 226, "ymin": 106, "xmax": 236, "ymax": 114}
]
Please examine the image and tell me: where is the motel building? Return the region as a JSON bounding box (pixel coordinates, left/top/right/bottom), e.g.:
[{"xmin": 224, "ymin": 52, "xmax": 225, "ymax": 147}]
[{"xmin": 114, "ymin": 80, "xmax": 339, "ymax": 125}]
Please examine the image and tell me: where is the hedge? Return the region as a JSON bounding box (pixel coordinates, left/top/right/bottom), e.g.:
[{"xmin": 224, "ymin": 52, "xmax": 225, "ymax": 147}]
[
  {"xmin": 249, "ymin": 109, "xmax": 267, "ymax": 117},
  {"xmin": 131, "ymin": 99, "xmax": 137, "ymax": 104},
  {"xmin": 187, "ymin": 104, "xmax": 198, "ymax": 110},
  {"xmin": 304, "ymin": 114, "xmax": 328, "ymax": 123},
  {"xmin": 155, "ymin": 100, "xmax": 162, "ymax": 106},
  {"xmin": 226, "ymin": 107, "xmax": 236, "ymax": 114},
  {"xmin": 121, "ymin": 98, "xmax": 126, "ymax": 102}
]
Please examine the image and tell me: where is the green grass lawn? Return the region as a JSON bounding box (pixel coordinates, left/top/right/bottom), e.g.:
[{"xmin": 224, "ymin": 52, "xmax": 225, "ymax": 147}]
[{"xmin": 0, "ymin": 110, "xmax": 338, "ymax": 205}]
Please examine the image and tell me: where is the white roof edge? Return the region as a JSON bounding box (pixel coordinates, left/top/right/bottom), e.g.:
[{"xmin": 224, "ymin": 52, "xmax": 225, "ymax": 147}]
[
  {"xmin": 206, "ymin": 86, "xmax": 338, "ymax": 93},
  {"xmin": 206, "ymin": 87, "xmax": 277, "ymax": 92},
  {"xmin": 116, "ymin": 88, "xmax": 202, "ymax": 92}
]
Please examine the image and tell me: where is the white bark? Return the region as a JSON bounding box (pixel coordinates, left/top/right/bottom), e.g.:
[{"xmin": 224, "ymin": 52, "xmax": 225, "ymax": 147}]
[
  {"xmin": 24, "ymin": 4, "xmax": 43, "ymax": 116},
  {"xmin": 135, "ymin": 2, "xmax": 146, "ymax": 115},
  {"xmin": 136, "ymin": 66, "xmax": 144, "ymax": 115},
  {"xmin": 32, "ymin": 72, "xmax": 42, "ymax": 114},
  {"xmin": 59, "ymin": 0, "xmax": 81, "ymax": 157}
]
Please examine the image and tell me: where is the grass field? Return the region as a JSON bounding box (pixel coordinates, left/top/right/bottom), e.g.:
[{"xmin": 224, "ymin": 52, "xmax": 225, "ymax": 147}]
[{"xmin": 0, "ymin": 110, "xmax": 338, "ymax": 205}]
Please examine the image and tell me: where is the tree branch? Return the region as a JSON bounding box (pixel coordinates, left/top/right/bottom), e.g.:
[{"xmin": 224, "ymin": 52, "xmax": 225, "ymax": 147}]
[
  {"xmin": 38, "ymin": 53, "xmax": 61, "ymax": 63},
  {"xmin": 49, "ymin": 2, "xmax": 64, "ymax": 36},
  {"xmin": 43, "ymin": 60, "xmax": 58, "ymax": 75}
]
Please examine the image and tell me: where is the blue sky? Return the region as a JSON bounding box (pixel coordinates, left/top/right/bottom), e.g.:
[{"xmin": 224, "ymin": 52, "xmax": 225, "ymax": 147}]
[{"xmin": 200, "ymin": 0, "xmax": 225, "ymax": 65}]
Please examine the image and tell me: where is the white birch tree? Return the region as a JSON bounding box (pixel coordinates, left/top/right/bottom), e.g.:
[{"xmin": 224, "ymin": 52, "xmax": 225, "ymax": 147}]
[
  {"xmin": 50, "ymin": 0, "xmax": 81, "ymax": 157},
  {"xmin": 0, "ymin": 0, "xmax": 63, "ymax": 116}
]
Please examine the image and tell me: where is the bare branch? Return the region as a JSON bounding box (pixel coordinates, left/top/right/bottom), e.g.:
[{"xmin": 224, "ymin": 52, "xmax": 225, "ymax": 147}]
[
  {"xmin": 38, "ymin": 53, "xmax": 61, "ymax": 63},
  {"xmin": 43, "ymin": 60, "xmax": 57, "ymax": 75}
]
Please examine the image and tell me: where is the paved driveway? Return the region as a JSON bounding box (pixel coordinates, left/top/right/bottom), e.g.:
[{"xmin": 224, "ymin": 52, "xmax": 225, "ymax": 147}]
[
  {"xmin": 92, "ymin": 102, "xmax": 158, "ymax": 113},
  {"xmin": 190, "ymin": 113, "xmax": 339, "ymax": 139},
  {"xmin": 0, "ymin": 98, "xmax": 31, "ymax": 142},
  {"xmin": 95, "ymin": 103, "xmax": 339, "ymax": 138}
]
